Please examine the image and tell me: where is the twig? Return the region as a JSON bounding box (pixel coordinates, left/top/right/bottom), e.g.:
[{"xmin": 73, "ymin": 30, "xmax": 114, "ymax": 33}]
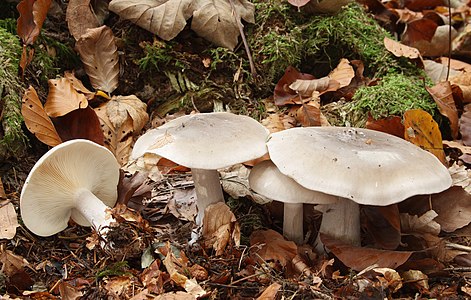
[
  {"xmin": 444, "ymin": 266, "xmax": 471, "ymax": 272},
  {"xmin": 446, "ymin": 242, "xmax": 471, "ymax": 252},
  {"xmin": 228, "ymin": 0, "xmax": 257, "ymax": 77}
]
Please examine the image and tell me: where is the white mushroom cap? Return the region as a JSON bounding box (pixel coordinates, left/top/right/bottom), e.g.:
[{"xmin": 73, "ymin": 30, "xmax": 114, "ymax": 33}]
[
  {"xmin": 131, "ymin": 112, "xmax": 270, "ymax": 169},
  {"xmin": 268, "ymin": 127, "xmax": 452, "ymax": 205},
  {"xmin": 249, "ymin": 160, "xmax": 336, "ymax": 204},
  {"xmin": 20, "ymin": 139, "xmax": 120, "ymax": 236}
]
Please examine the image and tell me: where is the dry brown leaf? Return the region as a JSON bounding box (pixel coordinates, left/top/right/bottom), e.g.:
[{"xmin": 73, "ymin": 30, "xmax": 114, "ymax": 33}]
[
  {"xmin": 400, "ymin": 210, "xmax": 441, "ymax": 236},
  {"xmin": 202, "ymin": 202, "xmax": 240, "ymax": 255},
  {"xmin": 440, "ymin": 57, "xmax": 471, "ymax": 73},
  {"xmin": 426, "ymin": 81, "xmax": 459, "ymax": 139},
  {"xmin": 431, "ymin": 187, "xmax": 471, "ymax": 232},
  {"xmin": 166, "ymin": 189, "xmax": 197, "ymax": 222},
  {"xmin": 423, "ymin": 60, "xmax": 461, "ymax": 84},
  {"xmin": 274, "ymin": 66, "xmax": 315, "ymax": 105},
  {"xmin": 95, "ymin": 103, "xmax": 133, "ymax": 165},
  {"xmin": 75, "ymin": 25, "xmax": 119, "ymax": 93},
  {"xmin": 366, "ymin": 115, "xmax": 405, "ymax": 138},
  {"xmin": 64, "ymin": 71, "xmax": 95, "ymax": 100},
  {"xmin": 105, "ymin": 95, "xmax": 149, "ymax": 131},
  {"xmin": 408, "ymin": 25, "xmax": 457, "ymax": 57},
  {"xmin": 16, "ymin": 0, "xmax": 52, "ymax": 45},
  {"xmin": 95, "ymin": 95, "xmax": 147, "ymax": 165},
  {"xmin": 256, "ymin": 282, "xmax": 281, "ymax": 300},
  {"xmin": 21, "ymin": 86, "xmax": 62, "ymax": 146},
  {"xmin": 328, "ymin": 58, "xmax": 354, "ymax": 88},
  {"xmin": 250, "ymin": 229, "xmax": 297, "ymax": 267},
  {"xmin": 53, "ymin": 106, "xmax": 105, "ymax": 145},
  {"xmin": 108, "ymin": 0, "xmax": 254, "ymax": 50},
  {"xmin": 289, "ymin": 76, "xmax": 332, "ymax": 98},
  {"xmin": 66, "ymin": 0, "xmax": 100, "ymax": 40},
  {"xmin": 460, "ymin": 104, "xmax": 471, "ymax": 146},
  {"xmin": 45, "ymin": 77, "xmax": 88, "ymax": 117},
  {"xmin": 373, "ymin": 268, "xmax": 403, "ymax": 293},
  {"xmin": 104, "ymin": 276, "xmax": 131, "ymax": 297},
  {"xmin": 447, "ymin": 161, "xmax": 471, "ymax": 193},
  {"xmin": 403, "ymin": 109, "xmax": 446, "ymax": 165},
  {"xmin": 58, "ymin": 280, "xmax": 83, "ymax": 300},
  {"xmin": 321, "ymin": 234, "xmax": 412, "ymax": 272},
  {"xmin": 261, "ymin": 113, "xmax": 296, "ymax": 133},
  {"xmin": 451, "ymin": 72, "xmax": 471, "ymax": 103},
  {"xmin": 0, "ymin": 248, "xmax": 30, "ymax": 277},
  {"xmin": 401, "ymin": 270, "xmax": 429, "ymax": 292},
  {"xmin": 384, "ymin": 36, "xmax": 421, "ymax": 59},
  {"xmin": 0, "ymin": 202, "xmax": 18, "ymax": 239}
]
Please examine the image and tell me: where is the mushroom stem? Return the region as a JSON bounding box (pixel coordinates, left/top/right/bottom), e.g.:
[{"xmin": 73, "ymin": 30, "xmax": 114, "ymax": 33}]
[
  {"xmin": 191, "ymin": 168, "xmax": 225, "ymax": 225},
  {"xmin": 283, "ymin": 203, "xmax": 304, "ymax": 244},
  {"xmin": 75, "ymin": 189, "xmax": 115, "ymax": 235},
  {"xmin": 315, "ymin": 197, "xmax": 360, "ymax": 253}
]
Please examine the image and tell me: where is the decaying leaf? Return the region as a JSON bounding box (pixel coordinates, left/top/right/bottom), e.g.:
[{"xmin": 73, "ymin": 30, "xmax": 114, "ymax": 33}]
[
  {"xmin": 75, "ymin": 25, "xmax": 119, "ymax": 93},
  {"xmin": 95, "ymin": 95, "xmax": 148, "ymax": 165},
  {"xmin": 401, "ymin": 270, "xmax": 429, "ymax": 293},
  {"xmin": 328, "ymin": 58, "xmax": 355, "ymax": 88},
  {"xmin": 261, "ymin": 112, "xmax": 296, "ymax": 133},
  {"xmin": 373, "ymin": 268, "xmax": 403, "ymax": 293},
  {"xmin": 108, "ymin": 0, "xmax": 254, "ymax": 50},
  {"xmin": 220, "ymin": 164, "xmax": 271, "ymax": 204},
  {"xmin": 384, "ymin": 36, "xmax": 421, "ymax": 59},
  {"xmin": 363, "ymin": 205, "xmax": 401, "ymax": 250},
  {"xmin": 460, "ymin": 104, "xmax": 471, "ymax": 146},
  {"xmin": 58, "ymin": 280, "xmax": 83, "ymax": 300},
  {"xmin": 431, "ymin": 187, "xmax": 471, "ymax": 232},
  {"xmin": 400, "ymin": 210, "xmax": 441, "ymax": 236},
  {"xmin": 366, "ymin": 115, "xmax": 405, "ymax": 138},
  {"xmin": 0, "ymin": 202, "xmax": 19, "ymax": 239},
  {"xmin": 426, "ymin": 82, "xmax": 459, "ymax": 139},
  {"xmin": 403, "ymin": 109, "xmax": 446, "ymax": 165},
  {"xmin": 321, "ymin": 234, "xmax": 412, "ymax": 271},
  {"xmin": 202, "ymin": 202, "xmax": 240, "ymax": 255},
  {"xmin": 45, "ymin": 77, "xmax": 89, "ymax": 117},
  {"xmin": 166, "ymin": 188, "xmax": 197, "ymax": 222},
  {"xmin": 289, "ymin": 76, "xmax": 332, "ymax": 98},
  {"xmin": 274, "ymin": 66, "xmax": 315, "ymax": 105},
  {"xmin": 250, "ymin": 229, "xmax": 297, "ymax": 267},
  {"xmin": 16, "ymin": 0, "xmax": 52, "ymax": 45},
  {"xmin": 64, "ymin": 71, "xmax": 96, "ymax": 100},
  {"xmin": 21, "ymin": 86, "xmax": 62, "ymax": 147},
  {"xmin": 256, "ymin": 282, "xmax": 281, "ymax": 300},
  {"xmin": 66, "ymin": 0, "xmax": 101, "ymax": 40}
]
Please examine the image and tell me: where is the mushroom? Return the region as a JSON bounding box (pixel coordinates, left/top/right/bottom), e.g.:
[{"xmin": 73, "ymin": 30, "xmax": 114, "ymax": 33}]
[
  {"xmin": 20, "ymin": 139, "xmax": 120, "ymax": 237},
  {"xmin": 131, "ymin": 112, "xmax": 269, "ymax": 226},
  {"xmin": 266, "ymin": 127, "xmax": 452, "ymax": 250},
  {"xmin": 249, "ymin": 160, "xmax": 337, "ymax": 244}
]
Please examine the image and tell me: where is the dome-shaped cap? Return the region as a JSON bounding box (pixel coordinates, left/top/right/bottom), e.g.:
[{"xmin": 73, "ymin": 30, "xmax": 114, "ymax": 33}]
[
  {"xmin": 132, "ymin": 112, "xmax": 270, "ymax": 169},
  {"xmin": 268, "ymin": 127, "xmax": 452, "ymax": 205},
  {"xmin": 249, "ymin": 160, "xmax": 336, "ymax": 204},
  {"xmin": 20, "ymin": 139, "xmax": 120, "ymax": 236}
]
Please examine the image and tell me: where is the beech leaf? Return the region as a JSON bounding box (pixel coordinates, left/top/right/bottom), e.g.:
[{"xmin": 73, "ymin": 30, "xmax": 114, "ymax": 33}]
[
  {"xmin": 53, "ymin": 106, "xmax": 105, "ymax": 145},
  {"xmin": 403, "ymin": 109, "xmax": 446, "ymax": 165},
  {"xmin": 426, "ymin": 81, "xmax": 459, "ymax": 139},
  {"xmin": 384, "ymin": 36, "xmax": 421, "ymax": 59},
  {"xmin": 321, "ymin": 233, "xmax": 412, "ymax": 271},
  {"xmin": 328, "ymin": 58, "xmax": 354, "ymax": 88},
  {"xmin": 45, "ymin": 77, "xmax": 88, "ymax": 117},
  {"xmin": 21, "ymin": 86, "xmax": 62, "ymax": 147},
  {"xmin": 202, "ymin": 202, "xmax": 240, "ymax": 255},
  {"xmin": 16, "ymin": 0, "xmax": 52, "ymax": 45},
  {"xmin": 66, "ymin": 0, "xmax": 100, "ymax": 40},
  {"xmin": 250, "ymin": 229, "xmax": 297, "ymax": 267},
  {"xmin": 109, "ymin": 0, "xmax": 254, "ymax": 50},
  {"xmin": 0, "ymin": 202, "xmax": 19, "ymax": 239},
  {"xmin": 75, "ymin": 25, "xmax": 119, "ymax": 93}
]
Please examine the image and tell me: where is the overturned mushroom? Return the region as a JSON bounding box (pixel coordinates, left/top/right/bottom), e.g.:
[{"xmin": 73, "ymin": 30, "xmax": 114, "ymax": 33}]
[
  {"xmin": 131, "ymin": 112, "xmax": 269, "ymax": 226},
  {"xmin": 249, "ymin": 160, "xmax": 336, "ymax": 244},
  {"xmin": 20, "ymin": 139, "xmax": 120, "ymax": 237},
  {"xmin": 267, "ymin": 127, "xmax": 452, "ymax": 250}
]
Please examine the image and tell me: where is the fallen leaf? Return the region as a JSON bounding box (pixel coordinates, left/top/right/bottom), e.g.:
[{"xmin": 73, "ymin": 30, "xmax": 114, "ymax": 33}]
[
  {"xmin": 250, "ymin": 229, "xmax": 297, "ymax": 267},
  {"xmin": 289, "ymin": 76, "xmax": 332, "ymax": 98},
  {"xmin": 408, "ymin": 25, "xmax": 457, "ymax": 57},
  {"xmin": 460, "ymin": 104, "xmax": 471, "ymax": 146},
  {"xmin": 423, "ymin": 59, "xmax": 461, "ymax": 84},
  {"xmin": 431, "ymin": 187, "xmax": 471, "ymax": 232},
  {"xmin": 16, "ymin": 0, "xmax": 52, "ymax": 45},
  {"xmin": 0, "ymin": 248, "xmax": 30, "ymax": 278},
  {"xmin": 58, "ymin": 280, "xmax": 83, "ymax": 300},
  {"xmin": 75, "ymin": 25, "xmax": 119, "ymax": 93},
  {"xmin": 321, "ymin": 234, "xmax": 412, "ymax": 271},
  {"xmin": 373, "ymin": 268, "xmax": 403, "ymax": 293},
  {"xmin": 401, "ymin": 18, "xmax": 437, "ymax": 47},
  {"xmin": 403, "ymin": 109, "xmax": 446, "ymax": 165},
  {"xmin": 294, "ymin": 98, "xmax": 330, "ymax": 127},
  {"xmin": 202, "ymin": 202, "xmax": 240, "ymax": 255},
  {"xmin": 287, "ymin": 0, "xmax": 309, "ymax": 8},
  {"xmin": 256, "ymin": 282, "xmax": 281, "ymax": 300},
  {"xmin": 108, "ymin": 0, "xmax": 254, "ymax": 50},
  {"xmin": 426, "ymin": 82, "xmax": 459, "ymax": 139},
  {"xmin": 104, "ymin": 276, "xmax": 131, "ymax": 297},
  {"xmin": 21, "ymin": 86, "xmax": 62, "ymax": 147},
  {"xmin": 328, "ymin": 58, "xmax": 355, "ymax": 88},
  {"xmin": 261, "ymin": 113, "xmax": 296, "ymax": 133},
  {"xmin": 400, "ymin": 210, "xmax": 441, "ymax": 236},
  {"xmin": 274, "ymin": 66, "xmax": 315, "ymax": 106},
  {"xmin": 401, "ymin": 270, "xmax": 429, "ymax": 293},
  {"xmin": 104, "ymin": 95, "xmax": 149, "ymax": 132},
  {"xmin": 384, "ymin": 36, "xmax": 421, "ymax": 59},
  {"xmin": 166, "ymin": 189, "xmax": 197, "ymax": 222},
  {"xmin": 447, "ymin": 161, "xmax": 471, "ymax": 193},
  {"xmin": 64, "ymin": 71, "xmax": 96, "ymax": 100},
  {"xmin": 45, "ymin": 77, "xmax": 88, "ymax": 117},
  {"xmin": 66, "ymin": 0, "xmax": 100, "ymax": 40},
  {"xmin": 366, "ymin": 114, "xmax": 405, "ymax": 138},
  {"xmin": 0, "ymin": 203, "xmax": 18, "ymax": 240},
  {"xmin": 53, "ymin": 106, "xmax": 105, "ymax": 145}
]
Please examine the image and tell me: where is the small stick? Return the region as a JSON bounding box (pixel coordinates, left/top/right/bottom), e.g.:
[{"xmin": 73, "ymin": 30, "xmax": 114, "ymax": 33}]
[{"xmin": 446, "ymin": 242, "xmax": 471, "ymax": 252}]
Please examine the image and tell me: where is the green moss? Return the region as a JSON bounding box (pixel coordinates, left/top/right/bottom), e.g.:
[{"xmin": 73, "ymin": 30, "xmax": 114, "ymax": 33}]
[
  {"xmin": 352, "ymin": 73, "xmax": 436, "ymax": 119},
  {"xmin": 137, "ymin": 39, "xmax": 174, "ymax": 71},
  {"xmin": 0, "ymin": 25, "xmax": 28, "ymax": 158}
]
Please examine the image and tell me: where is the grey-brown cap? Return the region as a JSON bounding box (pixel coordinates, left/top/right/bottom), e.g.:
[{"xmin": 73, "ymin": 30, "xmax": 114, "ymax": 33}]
[
  {"xmin": 20, "ymin": 139, "xmax": 120, "ymax": 236},
  {"xmin": 132, "ymin": 112, "xmax": 269, "ymax": 169},
  {"xmin": 267, "ymin": 127, "xmax": 452, "ymax": 205},
  {"xmin": 249, "ymin": 160, "xmax": 336, "ymax": 204}
]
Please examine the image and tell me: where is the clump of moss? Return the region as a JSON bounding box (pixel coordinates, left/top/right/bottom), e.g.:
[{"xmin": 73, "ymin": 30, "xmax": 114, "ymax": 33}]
[
  {"xmin": 0, "ymin": 25, "xmax": 28, "ymax": 159},
  {"xmin": 353, "ymin": 73, "xmax": 436, "ymax": 119}
]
